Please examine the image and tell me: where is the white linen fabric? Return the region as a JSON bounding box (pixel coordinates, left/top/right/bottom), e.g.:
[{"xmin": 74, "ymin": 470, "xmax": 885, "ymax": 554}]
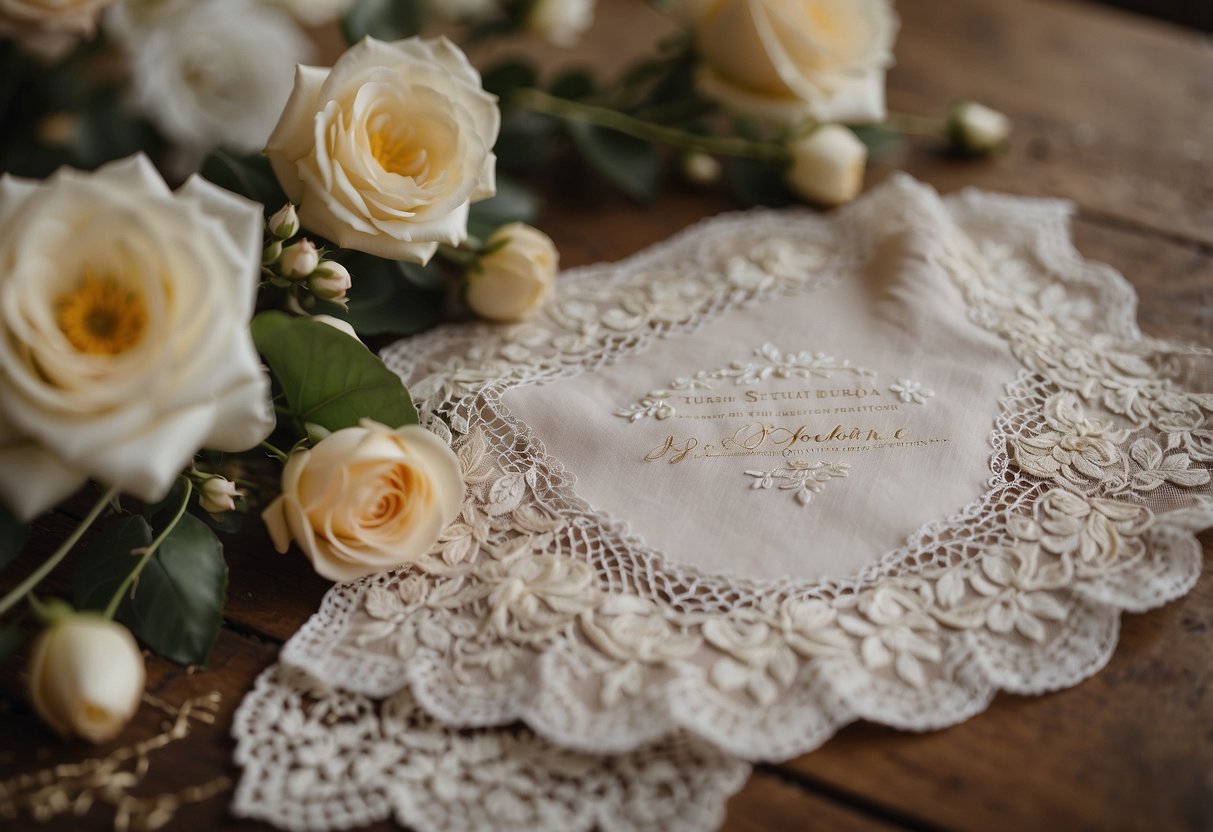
[{"xmin": 234, "ymin": 175, "xmax": 1213, "ymax": 829}]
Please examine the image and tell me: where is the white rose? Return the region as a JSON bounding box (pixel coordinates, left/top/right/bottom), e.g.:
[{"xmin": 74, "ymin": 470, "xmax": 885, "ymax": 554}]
[
  {"xmin": 689, "ymin": 0, "xmax": 897, "ymax": 125},
  {"xmin": 28, "ymin": 615, "xmax": 145, "ymax": 743},
  {"xmin": 265, "ymin": 36, "xmax": 500, "ymax": 265},
  {"xmin": 466, "ymin": 223, "xmax": 558, "ymax": 322},
  {"xmin": 0, "ymin": 155, "xmax": 274, "ymax": 521},
  {"xmin": 0, "ymin": 0, "xmax": 115, "ymax": 60},
  {"xmin": 107, "ymin": 0, "xmax": 313, "ymax": 155},
  {"xmin": 949, "ymin": 101, "xmax": 1011, "ymax": 155},
  {"xmin": 785, "ymin": 124, "xmax": 867, "ymax": 207},
  {"xmin": 262, "ymin": 420, "xmax": 463, "ymax": 582},
  {"xmin": 527, "ymin": 0, "xmax": 594, "ymax": 48}
]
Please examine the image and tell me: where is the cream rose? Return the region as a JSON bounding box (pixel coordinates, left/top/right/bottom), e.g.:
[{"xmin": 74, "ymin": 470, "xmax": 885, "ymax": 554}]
[
  {"xmin": 466, "ymin": 222, "xmax": 558, "ymax": 322},
  {"xmin": 265, "ymin": 36, "xmax": 500, "ymax": 264},
  {"xmin": 262, "ymin": 420, "xmax": 463, "ymax": 582},
  {"xmin": 785, "ymin": 123, "xmax": 867, "ymax": 206},
  {"xmin": 107, "ymin": 0, "xmax": 313, "ymax": 156},
  {"xmin": 688, "ymin": 0, "xmax": 897, "ymax": 125},
  {"xmin": 0, "ymin": 0, "xmax": 115, "ymax": 60},
  {"xmin": 0, "ymin": 154, "xmax": 274, "ymax": 521},
  {"xmin": 28, "ymin": 615, "xmax": 145, "ymax": 743}
]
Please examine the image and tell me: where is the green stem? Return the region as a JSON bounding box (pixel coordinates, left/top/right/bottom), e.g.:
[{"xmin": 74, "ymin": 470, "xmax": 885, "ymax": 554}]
[
  {"xmin": 0, "ymin": 486, "xmax": 118, "ymax": 618},
  {"xmin": 883, "ymin": 111, "xmax": 947, "ymax": 138},
  {"xmin": 513, "ymin": 88, "xmax": 790, "ymax": 164},
  {"xmin": 260, "ymin": 440, "xmax": 290, "ymax": 464},
  {"xmin": 102, "ymin": 480, "xmax": 192, "ymax": 620}
]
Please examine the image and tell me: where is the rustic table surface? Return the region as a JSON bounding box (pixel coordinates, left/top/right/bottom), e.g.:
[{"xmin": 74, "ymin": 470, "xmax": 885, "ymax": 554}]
[{"xmin": 3, "ymin": 0, "xmax": 1212, "ymax": 830}]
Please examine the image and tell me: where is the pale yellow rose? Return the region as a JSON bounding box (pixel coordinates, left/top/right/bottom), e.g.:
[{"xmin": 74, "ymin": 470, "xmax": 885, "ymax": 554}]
[
  {"xmin": 466, "ymin": 222, "xmax": 558, "ymax": 322},
  {"xmin": 0, "ymin": 0, "xmax": 115, "ymax": 60},
  {"xmin": 0, "ymin": 155, "xmax": 275, "ymax": 521},
  {"xmin": 785, "ymin": 124, "xmax": 867, "ymax": 206},
  {"xmin": 687, "ymin": 0, "xmax": 897, "ymax": 125},
  {"xmin": 262, "ymin": 420, "xmax": 463, "ymax": 582},
  {"xmin": 265, "ymin": 36, "xmax": 500, "ymax": 264},
  {"xmin": 28, "ymin": 615, "xmax": 145, "ymax": 743}
]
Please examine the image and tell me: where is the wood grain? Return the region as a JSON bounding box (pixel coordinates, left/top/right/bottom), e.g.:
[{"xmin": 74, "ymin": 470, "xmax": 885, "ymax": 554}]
[{"xmin": 3, "ymin": 0, "xmax": 1212, "ymax": 830}]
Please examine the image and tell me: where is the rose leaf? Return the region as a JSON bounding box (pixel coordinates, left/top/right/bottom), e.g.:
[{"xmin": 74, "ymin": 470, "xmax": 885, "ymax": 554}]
[
  {"xmin": 74, "ymin": 514, "xmax": 228, "ymax": 667},
  {"xmin": 252, "ymin": 311, "xmax": 419, "ymax": 431}
]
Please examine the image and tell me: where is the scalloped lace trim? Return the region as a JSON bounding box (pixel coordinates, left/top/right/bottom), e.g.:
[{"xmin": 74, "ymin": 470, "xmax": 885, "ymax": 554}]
[{"xmin": 251, "ymin": 175, "xmax": 1212, "ymax": 769}]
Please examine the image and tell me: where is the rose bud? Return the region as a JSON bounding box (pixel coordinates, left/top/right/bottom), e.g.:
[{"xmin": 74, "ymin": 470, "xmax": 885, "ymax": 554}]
[
  {"xmin": 307, "ymin": 261, "xmax": 352, "ymax": 307},
  {"xmin": 267, "ymin": 203, "xmax": 300, "ymax": 239},
  {"xmin": 682, "ymin": 151, "xmax": 722, "ymax": 186},
  {"xmin": 785, "ymin": 124, "xmax": 868, "ymax": 208},
  {"xmin": 199, "ymin": 475, "xmax": 241, "ymax": 515},
  {"xmin": 28, "ymin": 615, "xmax": 145, "ymax": 743},
  {"xmin": 527, "ymin": 0, "xmax": 595, "ymax": 48},
  {"xmin": 948, "ymin": 101, "xmax": 1011, "ymax": 155},
  {"xmin": 279, "ymin": 239, "xmax": 320, "ymax": 279},
  {"xmin": 466, "ymin": 223, "xmax": 558, "ymax": 322}
]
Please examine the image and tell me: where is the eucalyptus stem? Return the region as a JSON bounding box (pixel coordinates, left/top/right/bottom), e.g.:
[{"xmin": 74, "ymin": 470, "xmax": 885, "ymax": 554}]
[
  {"xmin": 883, "ymin": 111, "xmax": 948, "ymax": 138},
  {"xmin": 102, "ymin": 480, "xmax": 193, "ymax": 620},
  {"xmin": 0, "ymin": 486, "xmax": 118, "ymax": 618},
  {"xmin": 513, "ymin": 88, "xmax": 790, "ymax": 164}
]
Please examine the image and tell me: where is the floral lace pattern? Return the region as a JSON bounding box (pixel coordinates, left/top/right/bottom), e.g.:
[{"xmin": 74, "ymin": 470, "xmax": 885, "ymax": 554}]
[
  {"xmin": 231, "ymin": 666, "xmax": 749, "ymax": 832},
  {"xmin": 253, "ymin": 176, "xmax": 1213, "ymax": 768}
]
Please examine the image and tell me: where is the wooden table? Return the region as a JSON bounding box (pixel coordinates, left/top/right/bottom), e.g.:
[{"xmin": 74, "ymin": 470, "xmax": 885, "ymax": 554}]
[{"xmin": 3, "ymin": 0, "xmax": 1212, "ymax": 829}]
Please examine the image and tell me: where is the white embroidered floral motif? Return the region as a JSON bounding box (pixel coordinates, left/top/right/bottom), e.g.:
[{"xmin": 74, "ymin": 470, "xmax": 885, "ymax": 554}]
[
  {"xmin": 889, "ymin": 379, "xmax": 934, "ymax": 405},
  {"xmin": 745, "ymin": 460, "xmax": 851, "ymax": 506}
]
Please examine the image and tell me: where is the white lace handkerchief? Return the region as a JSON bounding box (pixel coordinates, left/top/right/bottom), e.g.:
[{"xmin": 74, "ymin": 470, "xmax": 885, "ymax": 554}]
[{"xmin": 257, "ymin": 174, "xmax": 1213, "ymax": 769}]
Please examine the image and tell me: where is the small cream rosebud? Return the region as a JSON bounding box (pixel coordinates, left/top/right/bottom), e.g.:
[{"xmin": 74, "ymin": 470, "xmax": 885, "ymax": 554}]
[
  {"xmin": 199, "ymin": 476, "xmax": 241, "ymax": 515},
  {"xmin": 267, "ymin": 203, "xmax": 300, "ymax": 239},
  {"xmin": 682, "ymin": 152, "xmax": 721, "ymax": 186},
  {"xmin": 785, "ymin": 124, "xmax": 868, "ymax": 208},
  {"xmin": 527, "ymin": 0, "xmax": 594, "ymax": 48},
  {"xmin": 466, "ymin": 223, "xmax": 558, "ymax": 322},
  {"xmin": 949, "ymin": 101, "xmax": 1011, "ymax": 155},
  {"xmin": 312, "ymin": 314, "xmax": 360, "ymax": 341},
  {"xmin": 28, "ymin": 615, "xmax": 145, "ymax": 743},
  {"xmin": 307, "ymin": 261, "xmax": 352, "ymax": 307},
  {"xmin": 279, "ymin": 239, "xmax": 320, "ymax": 279}
]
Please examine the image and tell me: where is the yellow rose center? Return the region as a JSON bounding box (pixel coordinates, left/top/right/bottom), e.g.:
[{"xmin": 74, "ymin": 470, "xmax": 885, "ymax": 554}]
[
  {"xmin": 55, "ymin": 270, "xmax": 147, "ymax": 356},
  {"xmin": 368, "ymin": 128, "xmax": 431, "ymax": 179}
]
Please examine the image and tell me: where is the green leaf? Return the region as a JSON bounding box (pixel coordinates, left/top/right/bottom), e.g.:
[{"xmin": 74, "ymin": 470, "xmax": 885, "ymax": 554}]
[
  {"xmin": 72, "ymin": 516, "xmax": 153, "ymax": 612},
  {"xmin": 200, "ymin": 150, "xmax": 286, "ymax": 210},
  {"xmin": 0, "ymin": 624, "xmax": 22, "ymax": 664},
  {"xmin": 565, "ymin": 122, "xmax": 662, "ymax": 203},
  {"xmin": 252, "ymin": 311, "xmax": 418, "ymax": 431},
  {"xmin": 849, "ymin": 125, "xmax": 903, "ymax": 163},
  {"xmin": 467, "ymin": 177, "xmax": 541, "ymax": 239},
  {"xmin": 0, "ymin": 499, "xmax": 29, "ymax": 573},
  {"xmin": 340, "ymin": 0, "xmax": 423, "ymax": 43},
  {"xmin": 726, "ymin": 156, "xmax": 795, "ymax": 208},
  {"xmin": 316, "ymin": 253, "xmax": 445, "ymax": 337},
  {"xmin": 74, "ymin": 515, "xmax": 227, "ymax": 666}
]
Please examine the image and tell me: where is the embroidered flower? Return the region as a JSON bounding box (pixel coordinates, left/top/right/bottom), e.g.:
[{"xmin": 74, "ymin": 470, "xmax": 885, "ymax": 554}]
[
  {"xmin": 1013, "ymin": 392, "xmax": 1130, "ymax": 490},
  {"xmin": 838, "ymin": 587, "xmax": 941, "ymax": 688},
  {"xmin": 888, "ymin": 379, "xmax": 934, "ymax": 405}
]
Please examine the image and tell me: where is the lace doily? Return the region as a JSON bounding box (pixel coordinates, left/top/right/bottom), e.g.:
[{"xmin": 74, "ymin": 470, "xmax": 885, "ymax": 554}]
[
  {"xmin": 264, "ymin": 175, "xmax": 1213, "ymax": 763},
  {"xmin": 230, "ymin": 665, "xmax": 749, "ymax": 832}
]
